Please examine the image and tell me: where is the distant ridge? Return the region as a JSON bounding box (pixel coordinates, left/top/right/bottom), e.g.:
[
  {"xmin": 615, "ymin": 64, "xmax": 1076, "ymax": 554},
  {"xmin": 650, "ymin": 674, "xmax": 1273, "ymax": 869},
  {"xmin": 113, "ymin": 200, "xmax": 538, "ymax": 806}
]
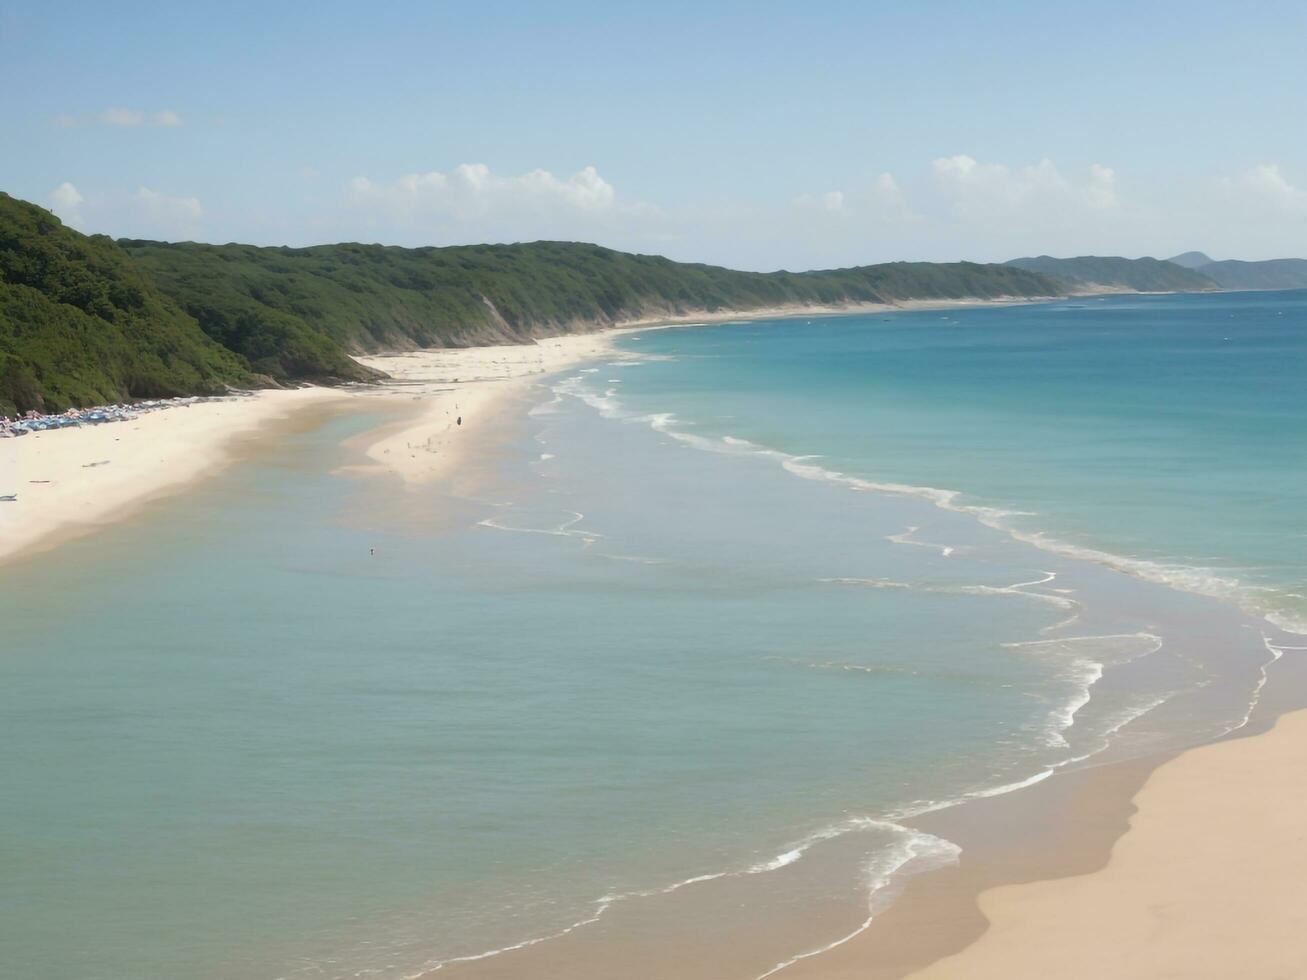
[
  {"xmin": 1167, "ymin": 251, "xmax": 1307, "ymax": 290},
  {"xmin": 1004, "ymin": 255, "xmax": 1218, "ymax": 293},
  {"xmin": 1017, "ymin": 251, "xmax": 1307, "ymax": 293},
  {"xmin": 121, "ymin": 240, "xmax": 1066, "ymax": 358}
]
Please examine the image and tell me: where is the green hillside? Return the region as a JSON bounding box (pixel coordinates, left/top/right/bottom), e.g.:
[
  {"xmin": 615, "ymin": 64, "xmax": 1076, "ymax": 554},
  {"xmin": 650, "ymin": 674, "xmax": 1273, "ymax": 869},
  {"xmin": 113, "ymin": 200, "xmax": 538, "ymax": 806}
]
[
  {"xmin": 1006, "ymin": 255, "xmax": 1218, "ymax": 292},
  {"xmin": 1183, "ymin": 258, "xmax": 1307, "ymax": 291},
  {"xmin": 2, "ymin": 188, "xmax": 1068, "ymax": 415},
  {"xmin": 121, "ymin": 239, "xmax": 1066, "ymax": 354},
  {"xmin": 0, "ymin": 193, "xmax": 251, "ymax": 416}
]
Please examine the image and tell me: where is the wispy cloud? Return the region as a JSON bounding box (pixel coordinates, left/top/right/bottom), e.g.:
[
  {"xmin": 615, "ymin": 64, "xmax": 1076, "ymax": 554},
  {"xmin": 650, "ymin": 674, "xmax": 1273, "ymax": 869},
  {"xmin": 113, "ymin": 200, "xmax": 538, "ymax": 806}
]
[
  {"xmin": 794, "ymin": 172, "xmax": 910, "ymax": 218},
  {"xmin": 39, "ymin": 156, "xmax": 1307, "ymax": 268},
  {"xmin": 53, "ymin": 108, "xmax": 184, "ymax": 128},
  {"xmin": 44, "ymin": 183, "xmax": 204, "ymax": 240},
  {"xmin": 350, "ymin": 164, "xmax": 621, "ymax": 217},
  {"xmin": 48, "ymin": 182, "xmax": 85, "ymax": 229},
  {"xmin": 344, "ymin": 163, "xmax": 658, "ymax": 243},
  {"xmin": 1220, "ymin": 163, "xmax": 1307, "ymax": 214},
  {"xmin": 770, "ymin": 157, "xmax": 1130, "ymax": 266},
  {"xmin": 134, "ymin": 187, "xmax": 203, "ymax": 236},
  {"xmin": 930, "ymin": 155, "xmax": 1119, "ymax": 219}
]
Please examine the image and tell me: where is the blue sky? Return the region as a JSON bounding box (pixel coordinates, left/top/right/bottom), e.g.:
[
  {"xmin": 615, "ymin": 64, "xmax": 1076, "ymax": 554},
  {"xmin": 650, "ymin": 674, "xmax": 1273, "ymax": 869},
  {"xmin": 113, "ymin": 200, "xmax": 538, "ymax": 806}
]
[{"xmin": 3, "ymin": 0, "xmax": 1306, "ymax": 268}]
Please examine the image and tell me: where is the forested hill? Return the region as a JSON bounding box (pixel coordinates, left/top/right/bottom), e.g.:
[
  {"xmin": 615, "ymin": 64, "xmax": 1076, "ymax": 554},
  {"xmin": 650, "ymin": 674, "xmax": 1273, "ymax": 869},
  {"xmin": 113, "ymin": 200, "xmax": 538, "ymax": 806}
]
[
  {"xmin": 0, "ymin": 193, "xmax": 253, "ymax": 415},
  {"xmin": 2, "ymin": 188, "xmax": 1068, "ymax": 414},
  {"xmin": 1005, "ymin": 255, "xmax": 1219, "ymax": 292},
  {"xmin": 120, "ymin": 239, "xmax": 1065, "ymax": 355},
  {"xmin": 1170, "ymin": 256, "xmax": 1307, "ymax": 291}
]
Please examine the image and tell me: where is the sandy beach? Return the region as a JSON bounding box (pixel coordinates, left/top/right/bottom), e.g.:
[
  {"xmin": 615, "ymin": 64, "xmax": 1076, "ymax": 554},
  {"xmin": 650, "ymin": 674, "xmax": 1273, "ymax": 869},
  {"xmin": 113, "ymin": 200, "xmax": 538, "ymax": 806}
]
[
  {"xmin": 2, "ymin": 296, "xmax": 1037, "ymax": 569},
  {"xmin": 347, "ymin": 333, "xmax": 617, "ymax": 485},
  {"xmin": 0, "ymin": 387, "xmax": 352, "ymax": 565},
  {"xmin": 0, "ymin": 332, "xmax": 616, "ymax": 567},
  {"xmin": 608, "ymin": 295, "xmax": 1054, "ymax": 331},
  {"xmin": 899, "ymin": 709, "xmax": 1307, "ymax": 980}
]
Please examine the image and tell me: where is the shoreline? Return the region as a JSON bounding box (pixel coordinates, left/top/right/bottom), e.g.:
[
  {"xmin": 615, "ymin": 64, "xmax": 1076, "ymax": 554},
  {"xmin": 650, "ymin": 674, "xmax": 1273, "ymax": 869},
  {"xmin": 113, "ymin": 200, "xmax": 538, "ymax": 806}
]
[
  {"xmin": 896, "ymin": 706, "xmax": 1307, "ymax": 979},
  {"xmin": 0, "ymin": 387, "xmax": 354, "ymax": 567},
  {"xmin": 611, "ymin": 294, "xmax": 1058, "ymax": 331},
  {"xmin": 0, "ymin": 294, "xmax": 1041, "ymax": 569},
  {"xmin": 783, "ymin": 641, "xmax": 1307, "ymax": 980},
  {"xmin": 0, "ymin": 332, "xmax": 617, "ymax": 569}
]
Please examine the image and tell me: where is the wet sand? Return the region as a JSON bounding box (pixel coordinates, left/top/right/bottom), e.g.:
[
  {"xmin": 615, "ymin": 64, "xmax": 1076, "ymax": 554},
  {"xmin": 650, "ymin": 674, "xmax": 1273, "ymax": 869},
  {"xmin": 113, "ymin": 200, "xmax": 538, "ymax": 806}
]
[{"xmin": 901, "ymin": 707, "xmax": 1307, "ymax": 980}]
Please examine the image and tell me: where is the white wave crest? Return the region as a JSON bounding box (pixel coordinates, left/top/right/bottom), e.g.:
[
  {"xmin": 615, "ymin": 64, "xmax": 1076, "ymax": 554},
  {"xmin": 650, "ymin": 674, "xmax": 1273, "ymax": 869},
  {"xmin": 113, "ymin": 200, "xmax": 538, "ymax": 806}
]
[
  {"xmin": 476, "ymin": 510, "xmax": 600, "ymax": 545},
  {"xmin": 555, "ymin": 373, "xmax": 1306, "ymax": 635},
  {"xmin": 887, "ymin": 525, "xmax": 957, "ymax": 557},
  {"xmin": 754, "ymin": 826, "xmax": 961, "ymax": 979}
]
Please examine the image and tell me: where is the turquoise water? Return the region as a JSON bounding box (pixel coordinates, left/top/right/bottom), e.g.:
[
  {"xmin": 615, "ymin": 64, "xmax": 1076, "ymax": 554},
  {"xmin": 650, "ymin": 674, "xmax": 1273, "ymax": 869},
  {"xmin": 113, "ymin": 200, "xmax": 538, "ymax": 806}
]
[
  {"xmin": 607, "ymin": 290, "xmax": 1307, "ymax": 634},
  {"xmin": 0, "ymin": 291, "xmax": 1300, "ymax": 979}
]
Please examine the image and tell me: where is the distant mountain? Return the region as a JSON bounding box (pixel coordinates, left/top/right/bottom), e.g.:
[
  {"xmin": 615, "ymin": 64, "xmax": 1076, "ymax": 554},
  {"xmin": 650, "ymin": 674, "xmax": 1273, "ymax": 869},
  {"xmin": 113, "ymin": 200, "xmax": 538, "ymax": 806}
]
[
  {"xmin": 1167, "ymin": 251, "xmax": 1215, "ymax": 269},
  {"xmin": 1005, "ymin": 255, "xmax": 1218, "ymax": 293},
  {"xmin": 1171, "ymin": 255, "xmax": 1307, "ymax": 291}
]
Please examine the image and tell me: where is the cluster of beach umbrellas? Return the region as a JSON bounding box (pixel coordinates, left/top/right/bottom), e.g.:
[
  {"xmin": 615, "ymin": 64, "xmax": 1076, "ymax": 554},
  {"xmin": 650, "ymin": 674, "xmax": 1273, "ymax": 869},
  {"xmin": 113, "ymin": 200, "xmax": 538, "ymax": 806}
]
[{"xmin": 0, "ymin": 399, "xmax": 197, "ymax": 438}]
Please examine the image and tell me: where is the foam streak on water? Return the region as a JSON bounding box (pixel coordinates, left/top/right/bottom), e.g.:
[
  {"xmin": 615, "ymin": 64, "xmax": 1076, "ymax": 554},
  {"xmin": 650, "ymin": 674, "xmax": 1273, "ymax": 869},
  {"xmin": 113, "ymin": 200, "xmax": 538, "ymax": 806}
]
[
  {"xmin": 555, "ymin": 361, "xmax": 1307, "ymax": 636},
  {"xmin": 752, "ymin": 828, "xmax": 961, "ymax": 980}
]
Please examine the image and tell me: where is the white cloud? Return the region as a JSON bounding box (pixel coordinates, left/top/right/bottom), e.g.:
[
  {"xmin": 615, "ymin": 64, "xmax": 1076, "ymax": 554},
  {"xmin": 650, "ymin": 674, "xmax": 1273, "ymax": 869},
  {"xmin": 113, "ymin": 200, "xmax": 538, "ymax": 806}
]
[
  {"xmin": 1086, "ymin": 164, "xmax": 1118, "ymax": 210},
  {"xmin": 100, "ymin": 107, "xmax": 146, "ymax": 126},
  {"xmin": 1221, "ymin": 163, "xmax": 1307, "ymax": 214},
  {"xmin": 53, "ymin": 108, "xmax": 184, "ymax": 128},
  {"xmin": 1174, "ymin": 163, "xmax": 1307, "ymax": 259},
  {"xmin": 351, "ymin": 164, "xmax": 619, "ymax": 218},
  {"xmin": 931, "ymin": 155, "xmax": 1118, "ymax": 219},
  {"xmin": 871, "ymin": 172, "xmax": 902, "ymax": 201},
  {"xmin": 794, "ymin": 189, "xmax": 847, "ymax": 213},
  {"xmin": 792, "ymin": 173, "xmax": 910, "ymax": 228},
  {"xmin": 48, "ymin": 182, "xmax": 85, "ymax": 228},
  {"xmin": 344, "ymin": 163, "xmax": 655, "ymax": 244},
  {"xmin": 34, "ymin": 156, "xmax": 1307, "ymax": 270},
  {"xmin": 343, "ymin": 157, "xmax": 1129, "ymax": 267},
  {"xmin": 795, "ymin": 173, "xmax": 905, "ymax": 215},
  {"xmin": 766, "ymin": 157, "xmax": 1141, "ymax": 266},
  {"xmin": 41, "ymin": 184, "xmax": 204, "ymax": 240},
  {"xmin": 751, "ymin": 161, "xmax": 1307, "ymax": 265},
  {"xmin": 134, "ymin": 187, "xmax": 203, "ymax": 237}
]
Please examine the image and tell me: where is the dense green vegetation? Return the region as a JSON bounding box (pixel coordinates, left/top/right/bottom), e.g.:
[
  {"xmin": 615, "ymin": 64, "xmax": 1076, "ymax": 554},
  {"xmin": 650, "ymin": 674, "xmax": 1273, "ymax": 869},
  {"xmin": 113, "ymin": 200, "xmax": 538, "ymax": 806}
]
[
  {"xmin": 0, "ymin": 193, "xmax": 251, "ymax": 415},
  {"xmin": 122, "ymin": 240, "xmax": 1067, "ymax": 354},
  {"xmin": 2, "ymin": 189, "xmax": 1073, "ymax": 414},
  {"xmin": 1005, "ymin": 255, "xmax": 1218, "ymax": 292}
]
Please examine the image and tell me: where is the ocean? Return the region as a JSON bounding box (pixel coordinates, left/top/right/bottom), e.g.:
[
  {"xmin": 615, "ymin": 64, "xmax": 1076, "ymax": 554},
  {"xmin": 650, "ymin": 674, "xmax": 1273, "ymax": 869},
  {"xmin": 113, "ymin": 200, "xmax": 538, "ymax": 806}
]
[{"xmin": 1, "ymin": 290, "xmax": 1302, "ymax": 979}]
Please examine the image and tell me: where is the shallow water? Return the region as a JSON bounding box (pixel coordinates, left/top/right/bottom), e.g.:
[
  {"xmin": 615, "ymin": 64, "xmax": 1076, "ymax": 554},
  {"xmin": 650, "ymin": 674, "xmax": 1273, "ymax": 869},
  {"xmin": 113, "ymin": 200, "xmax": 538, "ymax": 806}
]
[{"xmin": 0, "ymin": 292, "xmax": 1300, "ymax": 979}]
